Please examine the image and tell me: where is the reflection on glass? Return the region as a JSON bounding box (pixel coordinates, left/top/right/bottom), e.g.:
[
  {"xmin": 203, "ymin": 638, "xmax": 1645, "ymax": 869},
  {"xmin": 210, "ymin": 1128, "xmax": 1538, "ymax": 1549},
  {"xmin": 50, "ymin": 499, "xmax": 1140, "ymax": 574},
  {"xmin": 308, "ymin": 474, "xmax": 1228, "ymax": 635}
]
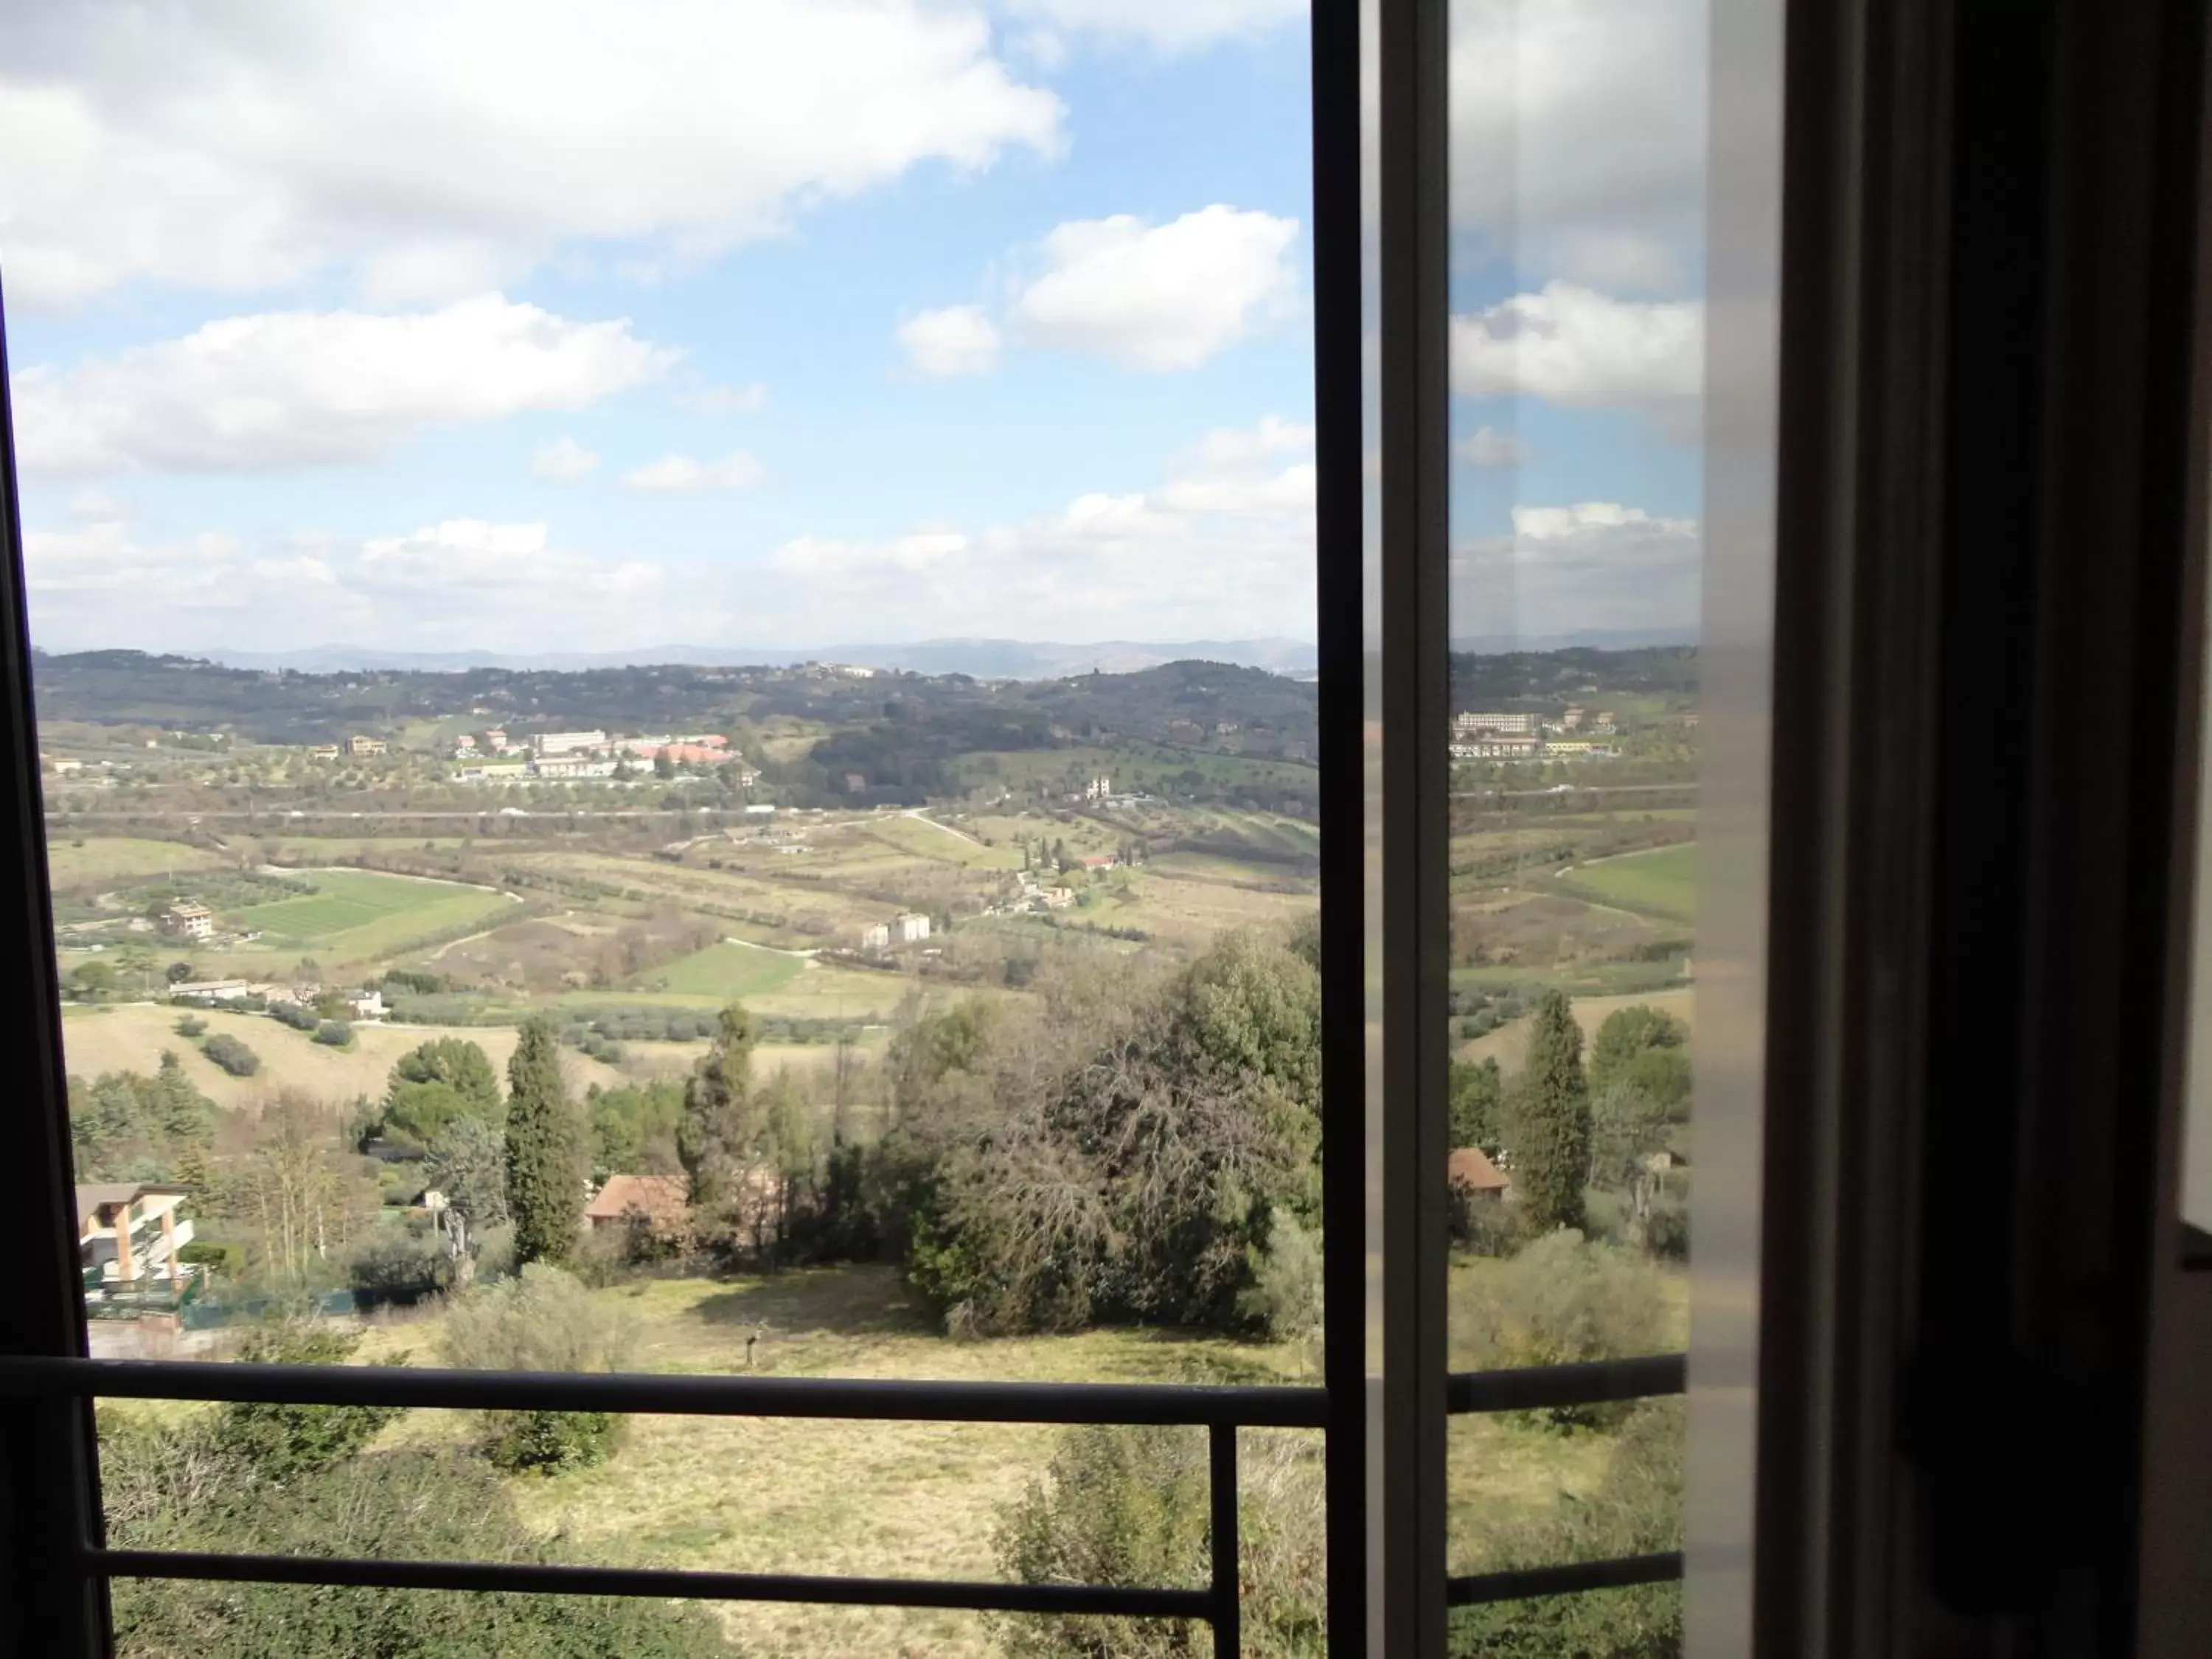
[
  {"xmin": 7, "ymin": 3, "xmax": 1321, "ymax": 1648},
  {"xmin": 1444, "ymin": 0, "xmax": 1705, "ymax": 1646}
]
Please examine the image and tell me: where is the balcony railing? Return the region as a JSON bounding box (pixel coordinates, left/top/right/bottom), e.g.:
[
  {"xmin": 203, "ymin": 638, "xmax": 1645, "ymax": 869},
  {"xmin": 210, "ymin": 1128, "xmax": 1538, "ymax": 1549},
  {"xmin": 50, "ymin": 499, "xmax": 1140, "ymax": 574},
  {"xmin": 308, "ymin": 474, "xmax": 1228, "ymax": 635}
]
[{"xmin": 0, "ymin": 1350, "xmax": 1685, "ymax": 1656}]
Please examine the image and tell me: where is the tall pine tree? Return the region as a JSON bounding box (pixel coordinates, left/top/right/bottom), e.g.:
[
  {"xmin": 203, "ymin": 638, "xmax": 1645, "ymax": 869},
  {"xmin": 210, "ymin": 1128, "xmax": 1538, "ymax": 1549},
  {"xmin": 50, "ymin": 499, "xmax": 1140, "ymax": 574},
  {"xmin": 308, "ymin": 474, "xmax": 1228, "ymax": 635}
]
[
  {"xmin": 504, "ymin": 1018, "xmax": 581, "ymax": 1267},
  {"xmin": 1512, "ymin": 990, "xmax": 1591, "ymax": 1234},
  {"xmin": 679, "ymin": 1004, "xmax": 758, "ymax": 1208}
]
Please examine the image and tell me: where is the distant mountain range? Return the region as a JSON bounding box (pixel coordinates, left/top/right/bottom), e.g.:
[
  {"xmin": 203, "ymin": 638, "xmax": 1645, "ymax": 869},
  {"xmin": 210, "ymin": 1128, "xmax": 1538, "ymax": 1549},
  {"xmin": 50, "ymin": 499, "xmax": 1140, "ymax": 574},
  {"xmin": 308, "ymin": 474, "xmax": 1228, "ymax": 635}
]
[
  {"xmin": 179, "ymin": 627, "xmax": 1690, "ymax": 679},
  {"xmin": 189, "ymin": 637, "xmax": 1324, "ymax": 678}
]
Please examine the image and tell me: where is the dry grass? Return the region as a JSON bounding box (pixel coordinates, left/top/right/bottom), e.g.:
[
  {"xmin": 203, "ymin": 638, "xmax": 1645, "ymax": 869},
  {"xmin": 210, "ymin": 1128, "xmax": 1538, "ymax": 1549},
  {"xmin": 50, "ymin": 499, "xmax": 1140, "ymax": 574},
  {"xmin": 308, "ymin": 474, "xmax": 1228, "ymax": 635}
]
[
  {"xmin": 1457, "ymin": 987, "xmax": 1697, "ymax": 1071},
  {"xmin": 349, "ymin": 1267, "xmax": 1318, "ymax": 1658},
  {"xmin": 58, "ymin": 1004, "xmax": 625, "ymax": 1109},
  {"xmin": 45, "ymin": 836, "xmax": 228, "ymax": 892}
]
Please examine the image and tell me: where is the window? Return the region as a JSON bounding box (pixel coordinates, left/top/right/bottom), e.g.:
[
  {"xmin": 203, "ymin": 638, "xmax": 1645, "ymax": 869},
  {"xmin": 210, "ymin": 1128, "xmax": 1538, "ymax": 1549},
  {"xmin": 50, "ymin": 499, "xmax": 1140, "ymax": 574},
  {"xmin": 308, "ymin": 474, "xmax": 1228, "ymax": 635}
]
[{"xmin": 11, "ymin": 1, "xmax": 2206, "ymax": 1657}]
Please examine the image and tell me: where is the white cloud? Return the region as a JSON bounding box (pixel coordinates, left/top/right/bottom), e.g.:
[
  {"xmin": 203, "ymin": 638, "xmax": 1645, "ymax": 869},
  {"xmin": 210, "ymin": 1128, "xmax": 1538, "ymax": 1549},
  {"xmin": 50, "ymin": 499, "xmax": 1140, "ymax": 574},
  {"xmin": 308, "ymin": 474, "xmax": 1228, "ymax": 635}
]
[
  {"xmin": 674, "ymin": 382, "xmax": 769, "ymax": 415},
  {"xmin": 531, "ymin": 437, "xmax": 601, "ymax": 482},
  {"xmin": 1452, "ymin": 501, "xmax": 1700, "ymax": 639},
  {"xmin": 13, "ymin": 294, "xmax": 675, "ymax": 477},
  {"xmin": 1448, "ymin": 0, "xmax": 1707, "ymax": 282},
  {"xmin": 621, "ymin": 451, "xmax": 768, "ymax": 493},
  {"xmin": 22, "ymin": 416, "xmax": 1315, "ymax": 652},
  {"xmin": 1009, "ymin": 206, "xmax": 1300, "ymax": 371},
  {"xmin": 762, "ymin": 414, "xmax": 1315, "ymax": 637},
  {"xmin": 0, "ymin": 1, "xmax": 1062, "ymax": 308},
  {"xmin": 1455, "ymin": 425, "xmax": 1528, "ymax": 469},
  {"xmin": 24, "ymin": 516, "xmax": 667, "ymax": 655},
  {"xmin": 1450, "ymin": 282, "xmax": 1701, "ymax": 424},
  {"xmin": 897, "ymin": 306, "xmax": 1004, "ymax": 379},
  {"xmin": 998, "ymin": 0, "xmax": 1305, "ymax": 53}
]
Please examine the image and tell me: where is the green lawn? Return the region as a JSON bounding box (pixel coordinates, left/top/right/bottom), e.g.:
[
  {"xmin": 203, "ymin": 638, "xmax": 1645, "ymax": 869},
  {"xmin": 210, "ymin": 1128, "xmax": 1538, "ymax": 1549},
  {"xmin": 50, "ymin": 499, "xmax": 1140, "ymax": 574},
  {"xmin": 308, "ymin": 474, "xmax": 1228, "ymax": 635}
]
[
  {"xmin": 229, "ymin": 869, "xmax": 512, "ymax": 957},
  {"xmin": 1557, "ymin": 843, "xmax": 1697, "ymax": 921},
  {"xmin": 640, "ymin": 939, "xmax": 806, "ymax": 999}
]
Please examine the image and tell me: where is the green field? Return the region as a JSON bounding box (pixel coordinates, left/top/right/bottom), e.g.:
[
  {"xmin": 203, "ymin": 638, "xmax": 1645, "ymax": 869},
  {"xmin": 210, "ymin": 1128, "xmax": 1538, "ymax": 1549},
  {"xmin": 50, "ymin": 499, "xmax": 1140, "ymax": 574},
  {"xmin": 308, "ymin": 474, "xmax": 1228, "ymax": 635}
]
[
  {"xmin": 1557, "ymin": 843, "xmax": 1697, "ymax": 920},
  {"xmin": 642, "ymin": 939, "xmax": 806, "ymax": 999},
  {"xmin": 229, "ymin": 869, "xmax": 513, "ymax": 956}
]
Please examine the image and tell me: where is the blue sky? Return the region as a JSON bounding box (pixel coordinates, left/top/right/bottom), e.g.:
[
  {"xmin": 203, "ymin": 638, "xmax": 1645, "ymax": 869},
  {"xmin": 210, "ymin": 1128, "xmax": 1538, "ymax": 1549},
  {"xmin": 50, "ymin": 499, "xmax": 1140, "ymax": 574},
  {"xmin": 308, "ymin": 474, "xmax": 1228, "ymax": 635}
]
[{"xmin": 1, "ymin": 0, "xmax": 1706, "ymax": 660}]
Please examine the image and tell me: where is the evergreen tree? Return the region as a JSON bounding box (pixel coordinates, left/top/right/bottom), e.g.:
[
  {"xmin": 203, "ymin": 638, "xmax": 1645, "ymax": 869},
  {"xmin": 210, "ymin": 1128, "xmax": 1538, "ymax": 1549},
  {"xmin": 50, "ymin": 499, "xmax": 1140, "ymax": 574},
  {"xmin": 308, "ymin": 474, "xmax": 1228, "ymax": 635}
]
[
  {"xmin": 679, "ymin": 1004, "xmax": 757, "ymax": 1208},
  {"xmin": 504, "ymin": 1019, "xmax": 582, "ymax": 1267},
  {"xmin": 1512, "ymin": 991, "xmax": 1591, "ymax": 1233},
  {"xmin": 1449, "ymin": 1057, "xmax": 1505, "ymax": 1153},
  {"xmin": 387, "ymin": 1037, "xmax": 502, "ymax": 1119}
]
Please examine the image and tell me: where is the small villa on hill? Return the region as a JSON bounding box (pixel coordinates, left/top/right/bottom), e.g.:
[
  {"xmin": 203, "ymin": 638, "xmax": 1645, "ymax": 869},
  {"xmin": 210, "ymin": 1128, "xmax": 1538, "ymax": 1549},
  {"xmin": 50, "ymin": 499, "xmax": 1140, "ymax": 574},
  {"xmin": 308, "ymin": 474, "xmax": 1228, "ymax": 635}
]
[{"xmin": 1447, "ymin": 1147, "xmax": 1510, "ymax": 1202}]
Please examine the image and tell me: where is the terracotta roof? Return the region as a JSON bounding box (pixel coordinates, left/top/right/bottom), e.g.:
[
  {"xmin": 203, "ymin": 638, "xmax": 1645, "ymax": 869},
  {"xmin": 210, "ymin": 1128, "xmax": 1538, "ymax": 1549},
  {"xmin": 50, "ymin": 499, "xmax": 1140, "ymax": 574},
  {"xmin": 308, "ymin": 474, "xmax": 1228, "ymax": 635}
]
[
  {"xmin": 1447, "ymin": 1147, "xmax": 1509, "ymax": 1192},
  {"xmin": 583, "ymin": 1174, "xmax": 689, "ymax": 1224}
]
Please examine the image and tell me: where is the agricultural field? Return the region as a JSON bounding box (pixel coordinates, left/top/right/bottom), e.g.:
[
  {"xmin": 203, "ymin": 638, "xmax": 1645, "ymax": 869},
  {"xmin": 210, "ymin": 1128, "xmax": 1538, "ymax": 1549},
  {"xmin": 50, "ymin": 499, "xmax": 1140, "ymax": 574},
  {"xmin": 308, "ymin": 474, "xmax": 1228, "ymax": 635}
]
[
  {"xmin": 860, "ymin": 813, "xmax": 1023, "ymax": 870},
  {"xmin": 45, "ymin": 836, "xmax": 226, "ymax": 891},
  {"xmin": 57, "ymin": 1004, "xmax": 630, "ymax": 1110},
  {"xmin": 1458, "ymin": 987, "xmax": 1697, "ymax": 1072},
  {"xmin": 227, "ymin": 869, "xmax": 517, "ymax": 961},
  {"xmin": 633, "ymin": 939, "xmax": 804, "ymax": 1001},
  {"xmin": 1554, "ymin": 843, "xmax": 1698, "ymax": 921}
]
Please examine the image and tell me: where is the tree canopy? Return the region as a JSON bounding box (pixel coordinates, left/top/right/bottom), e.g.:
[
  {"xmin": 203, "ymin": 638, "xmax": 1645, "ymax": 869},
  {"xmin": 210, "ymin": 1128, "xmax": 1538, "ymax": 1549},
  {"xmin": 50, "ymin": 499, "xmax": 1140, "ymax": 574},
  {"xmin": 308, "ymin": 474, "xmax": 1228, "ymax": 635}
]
[
  {"xmin": 1512, "ymin": 990, "xmax": 1592, "ymax": 1234},
  {"xmin": 504, "ymin": 1019, "xmax": 581, "ymax": 1268}
]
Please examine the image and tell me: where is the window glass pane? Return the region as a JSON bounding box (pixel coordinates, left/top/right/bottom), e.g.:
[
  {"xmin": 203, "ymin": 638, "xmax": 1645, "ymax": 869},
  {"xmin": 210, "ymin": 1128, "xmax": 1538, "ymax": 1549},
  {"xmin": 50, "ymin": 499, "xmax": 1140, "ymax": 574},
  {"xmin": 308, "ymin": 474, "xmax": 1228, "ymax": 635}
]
[
  {"xmin": 4, "ymin": 1, "xmax": 1322, "ymax": 1639},
  {"xmin": 1443, "ymin": 0, "xmax": 1705, "ymax": 1645}
]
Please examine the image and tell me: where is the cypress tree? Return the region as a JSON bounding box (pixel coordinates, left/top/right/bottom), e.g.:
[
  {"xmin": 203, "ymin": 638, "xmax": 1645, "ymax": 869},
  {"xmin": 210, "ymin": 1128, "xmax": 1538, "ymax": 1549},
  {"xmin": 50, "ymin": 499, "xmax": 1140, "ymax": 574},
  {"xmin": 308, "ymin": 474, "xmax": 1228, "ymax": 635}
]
[
  {"xmin": 505, "ymin": 1018, "xmax": 581, "ymax": 1267},
  {"xmin": 1512, "ymin": 990, "xmax": 1591, "ymax": 1233},
  {"xmin": 679, "ymin": 1004, "xmax": 757, "ymax": 1208}
]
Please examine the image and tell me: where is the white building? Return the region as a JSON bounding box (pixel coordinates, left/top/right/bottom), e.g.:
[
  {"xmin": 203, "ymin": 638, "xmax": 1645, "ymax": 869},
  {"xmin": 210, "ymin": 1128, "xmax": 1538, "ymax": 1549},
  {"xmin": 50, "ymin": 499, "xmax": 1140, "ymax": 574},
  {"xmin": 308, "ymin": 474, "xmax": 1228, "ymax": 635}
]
[
  {"xmin": 894, "ymin": 911, "xmax": 932, "ymax": 944},
  {"xmin": 1084, "ymin": 775, "xmax": 1113, "ymax": 801},
  {"xmin": 860, "ymin": 922, "xmax": 891, "ymax": 951},
  {"xmin": 534, "ymin": 729, "xmax": 609, "ymax": 757},
  {"xmin": 1453, "ymin": 711, "xmax": 1537, "ymax": 737},
  {"xmin": 743, "ymin": 803, "xmax": 776, "ymax": 815},
  {"xmin": 164, "ymin": 901, "xmax": 214, "ymax": 941},
  {"xmin": 534, "ymin": 757, "xmax": 617, "ymax": 779}
]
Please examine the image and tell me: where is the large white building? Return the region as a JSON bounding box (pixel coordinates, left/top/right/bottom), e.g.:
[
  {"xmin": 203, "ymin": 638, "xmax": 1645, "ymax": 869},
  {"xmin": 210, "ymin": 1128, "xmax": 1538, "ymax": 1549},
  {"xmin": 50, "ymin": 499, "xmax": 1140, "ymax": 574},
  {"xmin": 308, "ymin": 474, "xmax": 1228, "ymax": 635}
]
[
  {"xmin": 1453, "ymin": 711, "xmax": 1537, "ymax": 737},
  {"xmin": 533, "ymin": 729, "xmax": 608, "ymax": 757},
  {"xmin": 894, "ymin": 912, "xmax": 932, "ymax": 944}
]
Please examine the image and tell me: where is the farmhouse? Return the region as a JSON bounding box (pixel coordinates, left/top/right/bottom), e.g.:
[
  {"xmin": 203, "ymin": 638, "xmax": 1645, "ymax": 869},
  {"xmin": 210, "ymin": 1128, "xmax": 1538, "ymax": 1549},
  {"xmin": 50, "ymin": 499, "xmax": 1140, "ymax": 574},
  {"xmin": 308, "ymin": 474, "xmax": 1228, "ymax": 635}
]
[
  {"xmin": 345, "ymin": 735, "xmax": 387, "ymax": 757},
  {"xmin": 163, "ymin": 901, "xmax": 214, "ymax": 942},
  {"xmin": 583, "ymin": 1175, "xmax": 689, "ymax": 1239},
  {"xmin": 894, "ymin": 911, "xmax": 931, "ymax": 943},
  {"xmin": 1448, "ymin": 1147, "xmax": 1511, "ymax": 1201},
  {"xmin": 307, "ymin": 744, "xmax": 341, "ymax": 760},
  {"xmin": 860, "ymin": 922, "xmax": 891, "ymax": 951}
]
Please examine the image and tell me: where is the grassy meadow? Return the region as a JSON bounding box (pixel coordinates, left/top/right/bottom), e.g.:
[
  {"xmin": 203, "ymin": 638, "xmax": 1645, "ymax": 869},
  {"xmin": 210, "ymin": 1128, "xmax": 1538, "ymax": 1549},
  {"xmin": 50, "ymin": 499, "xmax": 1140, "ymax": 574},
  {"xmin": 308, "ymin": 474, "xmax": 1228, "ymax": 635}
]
[{"xmin": 1554, "ymin": 843, "xmax": 1698, "ymax": 922}]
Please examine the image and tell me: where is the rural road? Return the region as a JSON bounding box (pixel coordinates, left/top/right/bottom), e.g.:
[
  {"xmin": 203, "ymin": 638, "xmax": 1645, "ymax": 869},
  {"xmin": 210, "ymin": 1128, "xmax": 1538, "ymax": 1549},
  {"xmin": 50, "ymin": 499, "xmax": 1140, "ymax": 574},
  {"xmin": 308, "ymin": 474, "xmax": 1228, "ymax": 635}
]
[{"xmin": 899, "ymin": 809, "xmax": 987, "ymax": 849}]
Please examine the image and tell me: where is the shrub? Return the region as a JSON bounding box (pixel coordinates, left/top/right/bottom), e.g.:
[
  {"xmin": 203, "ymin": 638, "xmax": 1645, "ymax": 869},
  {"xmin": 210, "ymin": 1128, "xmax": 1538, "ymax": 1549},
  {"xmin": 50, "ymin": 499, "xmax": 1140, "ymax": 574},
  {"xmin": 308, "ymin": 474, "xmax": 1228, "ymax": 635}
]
[
  {"xmin": 212, "ymin": 1326, "xmax": 400, "ymax": 1481},
  {"xmin": 313, "ymin": 1019, "xmax": 351, "ymax": 1046},
  {"xmin": 270, "ymin": 1000, "xmax": 319, "ymax": 1032},
  {"xmin": 172, "ymin": 1015, "xmax": 207, "ymax": 1038},
  {"xmin": 175, "ymin": 1240, "xmax": 243, "ymax": 1276},
  {"xmin": 1451, "ymin": 1231, "xmax": 1669, "ymax": 1428},
  {"xmin": 347, "ymin": 1225, "xmax": 453, "ymax": 1306},
  {"xmin": 1448, "ymin": 1402, "xmax": 1683, "ymax": 1658},
  {"xmin": 1645, "ymin": 1193, "xmax": 1690, "ymax": 1260},
  {"xmin": 436, "ymin": 1263, "xmax": 631, "ymax": 1474},
  {"xmin": 102, "ymin": 1436, "xmax": 738, "ymax": 1658},
  {"xmin": 996, "ymin": 1423, "xmax": 1325, "ymax": 1659},
  {"xmin": 1237, "ymin": 1216, "xmax": 1323, "ymax": 1348},
  {"xmin": 200, "ymin": 1034, "xmax": 260, "ymax": 1077}
]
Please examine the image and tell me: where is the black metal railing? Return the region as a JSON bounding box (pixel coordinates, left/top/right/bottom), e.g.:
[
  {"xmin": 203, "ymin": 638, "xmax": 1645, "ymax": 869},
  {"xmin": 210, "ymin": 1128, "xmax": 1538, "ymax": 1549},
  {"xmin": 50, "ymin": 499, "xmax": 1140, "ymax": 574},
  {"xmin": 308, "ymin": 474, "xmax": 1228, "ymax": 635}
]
[{"xmin": 0, "ymin": 1350, "xmax": 1686, "ymax": 1656}]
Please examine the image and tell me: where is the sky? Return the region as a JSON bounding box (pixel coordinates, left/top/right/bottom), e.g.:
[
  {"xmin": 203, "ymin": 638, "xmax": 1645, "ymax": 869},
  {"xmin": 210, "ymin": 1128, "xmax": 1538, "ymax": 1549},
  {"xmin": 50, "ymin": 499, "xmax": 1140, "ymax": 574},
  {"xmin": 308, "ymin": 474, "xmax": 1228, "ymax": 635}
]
[{"xmin": 0, "ymin": 0, "xmax": 1707, "ymax": 661}]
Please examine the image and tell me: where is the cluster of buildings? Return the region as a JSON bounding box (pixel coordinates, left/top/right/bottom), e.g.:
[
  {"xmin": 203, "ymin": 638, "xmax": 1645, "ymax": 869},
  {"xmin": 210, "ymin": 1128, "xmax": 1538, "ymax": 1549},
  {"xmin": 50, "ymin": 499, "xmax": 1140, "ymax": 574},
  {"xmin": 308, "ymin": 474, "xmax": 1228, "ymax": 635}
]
[
  {"xmin": 449, "ymin": 727, "xmax": 758, "ymax": 787},
  {"xmin": 859, "ymin": 911, "xmax": 933, "ymax": 952},
  {"xmin": 1448, "ymin": 709, "xmax": 1621, "ymax": 762}
]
